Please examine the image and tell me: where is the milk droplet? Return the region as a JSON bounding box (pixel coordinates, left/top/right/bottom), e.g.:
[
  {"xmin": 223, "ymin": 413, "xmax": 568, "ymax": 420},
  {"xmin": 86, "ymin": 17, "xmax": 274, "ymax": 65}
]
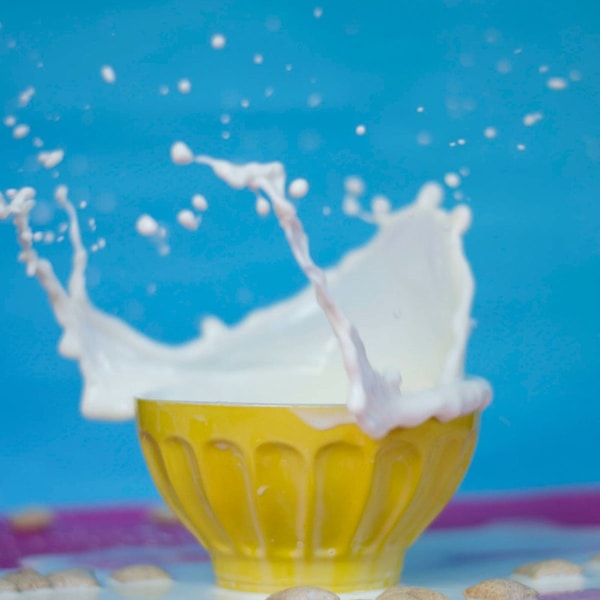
[
  {"xmin": 285, "ymin": 64, "xmax": 293, "ymax": 72},
  {"xmin": 288, "ymin": 178, "xmax": 309, "ymax": 199},
  {"xmin": 457, "ymin": 138, "xmax": 466, "ymax": 146},
  {"xmin": 417, "ymin": 106, "xmax": 424, "ymax": 113},
  {"xmin": 313, "ymin": 7, "xmax": 323, "ymax": 18},
  {"xmin": 136, "ymin": 214, "xmax": 159, "ymax": 237},
  {"xmin": 177, "ymin": 209, "xmax": 200, "ymax": 231},
  {"xmin": 100, "ymin": 65, "xmax": 116, "ymax": 84},
  {"xmin": 547, "ymin": 77, "xmax": 568, "ymax": 90},
  {"xmin": 444, "ymin": 172, "xmax": 461, "ymax": 188},
  {"xmin": 539, "ymin": 64, "xmax": 550, "ymax": 74},
  {"xmin": 355, "ymin": 124, "xmax": 367, "ymax": 136},
  {"xmin": 343, "ymin": 196, "xmax": 361, "ymax": 216},
  {"xmin": 3, "ymin": 115, "xmax": 16, "ymax": 127},
  {"xmin": 569, "ymin": 70, "xmax": 582, "ymax": 82},
  {"xmin": 221, "ymin": 131, "xmax": 231, "ymax": 140},
  {"xmin": 177, "ymin": 78, "xmax": 191, "ymax": 94},
  {"xmin": 33, "ymin": 137, "xmax": 44, "ymax": 148},
  {"xmin": 240, "ymin": 99, "xmax": 250, "ymax": 108},
  {"xmin": 265, "ymin": 87, "xmax": 274, "ymax": 98},
  {"xmin": 484, "ymin": 126, "xmax": 498, "ymax": 139},
  {"xmin": 496, "ymin": 59, "xmax": 512, "ymax": 74},
  {"xmin": 255, "ymin": 196, "xmax": 270, "ymax": 216},
  {"xmin": 159, "ymin": 85, "xmax": 169, "ymax": 95},
  {"xmin": 517, "ymin": 143, "xmax": 526, "ymax": 151},
  {"xmin": 459, "ymin": 167, "xmax": 470, "ymax": 177},
  {"xmin": 344, "ymin": 176, "xmax": 365, "ymax": 196},
  {"xmin": 220, "ymin": 113, "xmax": 231, "ymax": 125},
  {"xmin": 18, "ymin": 86, "xmax": 35, "ymax": 107},
  {"xmin": 307, "ymin": 92, "xmax": 322, "ymax": 108},
  {"xmin": 13, "ymin": 124, "xmax": 30, "ymax": 139},
  {"xmin": 371, "ymin": 195, "xmax": 391, "ymax": 215},
  {"xmin": 37, "ymin": 149, "xmax": 65, "ymax": 169},
  {"xmin": 253, "ymin": 53, "xmax": 263, "ymax": 64},
  {"xmin": 322, "ymin": 206, "xmax": 331, "ymax": 216},
  {"xmin": 170, "ymin": 141, "xmax": 194, "ymax": 165},
  {"xmin": 210, "ymin": 34, "xmax": 226, "ymax": 50},
  {"xmin": 417, "ymin": 131, "xmax": 432, "ymax": 146},
  {"xmin": 523, "ymin": 111, "xmax": 543, "ymax": 126},
  {"xmin": 191, "ymin": 194, "xmax": 208, "ymax": 211}
]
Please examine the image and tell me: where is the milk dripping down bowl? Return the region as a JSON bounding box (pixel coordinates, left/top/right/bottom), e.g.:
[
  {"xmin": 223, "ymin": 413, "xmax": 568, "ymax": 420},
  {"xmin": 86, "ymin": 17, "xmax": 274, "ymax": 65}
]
[{"xmin": 136, "ymin": 398, "xmax": 479, "ymax": 592}]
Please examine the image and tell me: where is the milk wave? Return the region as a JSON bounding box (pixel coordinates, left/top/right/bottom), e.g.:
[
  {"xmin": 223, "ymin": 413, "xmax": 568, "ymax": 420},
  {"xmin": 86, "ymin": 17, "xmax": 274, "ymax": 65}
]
[{"xmin": 1, "ymin": 153, "xmax": 491, "ymax": 439}]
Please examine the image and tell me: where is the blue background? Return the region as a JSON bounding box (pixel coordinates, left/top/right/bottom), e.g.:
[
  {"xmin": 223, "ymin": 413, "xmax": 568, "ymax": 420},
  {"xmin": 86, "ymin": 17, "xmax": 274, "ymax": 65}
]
[{"xmin": 0, "ymin": 0, "xmax": 598, "ymax": 509}]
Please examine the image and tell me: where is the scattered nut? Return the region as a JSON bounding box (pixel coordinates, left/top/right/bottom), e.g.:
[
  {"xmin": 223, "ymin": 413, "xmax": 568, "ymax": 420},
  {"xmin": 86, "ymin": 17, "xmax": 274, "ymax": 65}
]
[
  {"xmin": 48, "ymin": 567, "xmax": 99, "ymax": 588},
  {"xmin": 0, "ymin": 578, "xmax": 17, "ymax": 592},
  {"xmin": 110, "ymin": 564, "xmax": 172, "ymax": 584},
  {"xmin": 513, "ymin": 559, "xmax": 583, "ymax": 579},
  {"xmin": 2, "ymin": 568, "xmax": 51, "ymax": 591},
  {"xmin": 9, "ymin": 507, "xmax": 54, "ymax": 532},
  {"xmin": 109, "ymin": 565, "xmax": 172, "ymax": 599},
  {"xmin": 148, "ymin": 505, "xmax": 180, "ymax": 525},
  {"xmin": 377, "ymin": 586, "xmax": 449, "ymax": 600},
  {"xmin": 266, "ymin": 586, "xmax": 340, "ymax": 600},
  {"xmin": 376, "ymin": 590, "xmax": 420, "ymax": 600},
  {"xmin": 464, "ymin": 579, "xmax": 538, "ymax": 600},
  {"xmin": 587, "ymin": 554, "xmax": 600, "ymax": 571}
]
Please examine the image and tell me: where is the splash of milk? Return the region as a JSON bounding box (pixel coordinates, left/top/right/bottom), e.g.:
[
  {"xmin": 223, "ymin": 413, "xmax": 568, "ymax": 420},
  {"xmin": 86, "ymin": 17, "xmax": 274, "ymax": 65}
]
[{"xmin": 1, "ymin": 155, "xmax": 491, "ymax": 438}]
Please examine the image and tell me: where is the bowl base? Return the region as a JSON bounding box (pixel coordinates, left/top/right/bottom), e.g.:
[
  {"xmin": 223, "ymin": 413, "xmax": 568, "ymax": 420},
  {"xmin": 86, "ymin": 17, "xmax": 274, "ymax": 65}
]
[{"xmin": 211, "ymin": 553, "xmax": 405, "ymax": 593}]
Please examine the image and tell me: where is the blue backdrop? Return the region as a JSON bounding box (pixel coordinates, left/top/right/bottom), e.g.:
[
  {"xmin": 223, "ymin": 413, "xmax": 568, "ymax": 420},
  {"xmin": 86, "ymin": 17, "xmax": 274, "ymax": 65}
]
[{"xmin": 1, "ymin": 0, "xmax": 598, "ymax": 509}]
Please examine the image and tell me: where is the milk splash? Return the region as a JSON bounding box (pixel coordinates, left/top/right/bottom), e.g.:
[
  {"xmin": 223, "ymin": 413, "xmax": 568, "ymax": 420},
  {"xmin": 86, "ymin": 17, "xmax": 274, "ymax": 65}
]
[{"xmin": 0, "ymin": 152, "xmax": 491, "ymax": 439}]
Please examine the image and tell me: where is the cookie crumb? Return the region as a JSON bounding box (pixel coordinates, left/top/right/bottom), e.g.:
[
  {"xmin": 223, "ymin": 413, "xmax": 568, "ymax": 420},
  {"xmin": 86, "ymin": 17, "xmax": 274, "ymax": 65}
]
[
  {"xmin": 377, "ymin": 586, "xmax": 449, "ymax": 599},
  {"xmin": 9, "ymin": 507, "xmax": 54, "ymax": 532},
  {"xmin": 587, "ymin": 554, "xmax": 600, "ymax": 571},
  {"xmin": 513, "ymin": 559, "xmax": 583, "ymax": 579},
  {"xmin": 148, "ymin": 505, "xmax": 180, "ymax": 525},
  {"xmin": 0, "ymin": 578, "xmax": 17, "ymax": 592},
  {"xmin": 110, "ymin": 565, "xmax": 171, "ymax": 584},
  {"xmin": 109, "ymin": 565, "xmax": 172, "ymax": 599},
  {"xmin": 3, "ymin": 568, "xmax": 51, "ymax": 591},
  {"xmin": 48, "ymin": 567, "xmax": 99, "ymax": 588},
  {"xmin": 266, "ymin": 586, "xmax": 340, "ymax": 600},
  {"xmin": 464, "ymin": 578, "xmax": 538, "ymax": 599}
]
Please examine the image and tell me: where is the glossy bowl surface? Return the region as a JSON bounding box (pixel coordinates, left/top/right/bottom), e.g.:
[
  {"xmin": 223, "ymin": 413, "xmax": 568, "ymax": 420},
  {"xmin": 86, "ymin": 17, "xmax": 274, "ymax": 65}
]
[{"xmin": 136, "ymin": 400, "xmax": 478, "ymax": 592}]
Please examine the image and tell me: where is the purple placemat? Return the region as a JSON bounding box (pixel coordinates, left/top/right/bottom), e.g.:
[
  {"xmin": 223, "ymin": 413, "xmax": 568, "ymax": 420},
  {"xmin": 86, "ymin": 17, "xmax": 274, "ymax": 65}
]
[{"xmin": 1, "ymin": 489, "xmax": 599, "ymax": 569}]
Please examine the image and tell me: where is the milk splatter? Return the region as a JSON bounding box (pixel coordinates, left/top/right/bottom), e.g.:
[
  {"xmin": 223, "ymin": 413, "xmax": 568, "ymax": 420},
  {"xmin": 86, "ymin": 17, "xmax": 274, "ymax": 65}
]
[
  {"xmin": 13, "ymin": 124, "xmax": 30, "ymax": 139},
  {"xmin": 136, "ymin": 214, "xmax": 159, "ymax": 236},
  {"xmin": 100, "ymin": 65, "xmax": 116, "ymax": 84},
  {"xmin": 177, "ymin": 79, "xmax": 191, "ymax": 94},
  {"xmin": 547, "ymin": 77, "xmax": 568, "ymax": 91},
  {"xmin": 210, "ymin": 34, "xmax": 226, "ymax": 50},
  {"xmin": 523, "ymin": 112, "xmax": 543, "ymax": 127},
  {"xmin": 18, "ymin": 86, "xmax": 35, "ymax": 107},
  {"xmin": 191, "ymin": 194, "xmax": 208, "ymax": 212},
  {"xmin": 176, "ymin": 209, "xmax": 200, "ymax": 230},
  {"xmin": 38, "ymin": 149, "xmax": 65, "ymax": 169},
  {"xmin": 444, "ymin": 173, "xmax": 461, "ymax": 189},
  {"xmin": 1, "ymin": 153, "xmax": 491, "ymax": 434},
  {"xmin": 288, "ymin": 178, "xmax": 309, "ymax": 199}
]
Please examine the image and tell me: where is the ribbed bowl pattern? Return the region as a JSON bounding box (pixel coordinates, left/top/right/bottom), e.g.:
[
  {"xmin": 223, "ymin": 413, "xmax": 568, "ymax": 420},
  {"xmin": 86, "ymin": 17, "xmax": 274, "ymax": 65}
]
[{"xmin": 137, "ymin": 401, "xmax": 478, "ymax": 592}]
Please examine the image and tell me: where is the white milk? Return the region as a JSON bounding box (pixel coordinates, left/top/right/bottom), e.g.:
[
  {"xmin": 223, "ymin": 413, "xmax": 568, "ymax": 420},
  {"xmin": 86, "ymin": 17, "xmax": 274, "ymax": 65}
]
[{"xmin": 1, "ymin": 150, "xmax": 491, "ymax": 438}]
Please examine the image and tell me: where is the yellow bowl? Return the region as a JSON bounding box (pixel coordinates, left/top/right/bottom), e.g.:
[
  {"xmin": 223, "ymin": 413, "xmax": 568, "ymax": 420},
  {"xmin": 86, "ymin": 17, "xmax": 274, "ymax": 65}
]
[{"xmin": 136, "ymin": 400, "xmax": 479, "ymax": 593}]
